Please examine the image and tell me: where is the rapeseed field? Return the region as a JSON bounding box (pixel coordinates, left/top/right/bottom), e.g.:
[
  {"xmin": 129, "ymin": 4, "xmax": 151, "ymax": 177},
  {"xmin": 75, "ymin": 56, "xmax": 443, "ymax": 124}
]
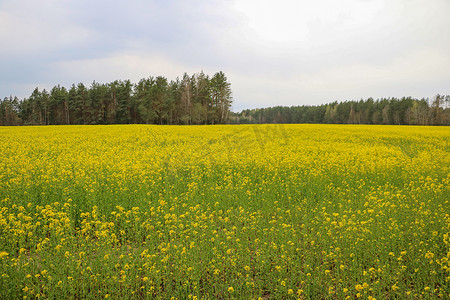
[{"xmin": 0, "ymin": 124, "xmax": 449, "ymax": 299}]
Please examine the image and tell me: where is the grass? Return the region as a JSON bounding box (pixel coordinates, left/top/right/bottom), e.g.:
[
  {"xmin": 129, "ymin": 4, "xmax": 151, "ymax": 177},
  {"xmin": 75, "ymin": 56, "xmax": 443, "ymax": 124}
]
[{"xmin": 0, "ymin": 124, "xmax": 449, "ymax": 299}]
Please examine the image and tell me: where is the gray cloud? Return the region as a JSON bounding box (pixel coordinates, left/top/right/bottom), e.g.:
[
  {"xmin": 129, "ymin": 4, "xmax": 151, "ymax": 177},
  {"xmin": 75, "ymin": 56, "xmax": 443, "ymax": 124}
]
[{"xmin": 1, "ymin": 0, "xmax": 449, "ymax": 111}]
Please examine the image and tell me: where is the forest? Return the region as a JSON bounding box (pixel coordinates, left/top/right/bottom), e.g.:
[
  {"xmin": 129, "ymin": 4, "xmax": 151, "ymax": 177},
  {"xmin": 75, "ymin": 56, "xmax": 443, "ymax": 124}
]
[
  {"xmin": 0, "ymin": 71, "xmax": 232, "ymax": 126},
  {"xmin": 232, "ymin": 95, "xmax": 450, "ymax": 126},
  {"xmin": 0, "ymin": 71, "xmax": 448, "ymax": 126}
]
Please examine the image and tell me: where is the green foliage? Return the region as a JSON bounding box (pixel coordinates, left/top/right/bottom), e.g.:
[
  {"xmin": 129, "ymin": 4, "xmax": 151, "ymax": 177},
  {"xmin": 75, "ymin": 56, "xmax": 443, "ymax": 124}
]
[
  {"xmin": 232, "ymin": 96, "xmax": 450, "ymax": 125},
  {"xmin": 1, "ymin": 71, "xmax": 233, "ymax": 126},
  {"xmin": 2, "ymin": 78, "xmax": 449, "ymax": 126}
]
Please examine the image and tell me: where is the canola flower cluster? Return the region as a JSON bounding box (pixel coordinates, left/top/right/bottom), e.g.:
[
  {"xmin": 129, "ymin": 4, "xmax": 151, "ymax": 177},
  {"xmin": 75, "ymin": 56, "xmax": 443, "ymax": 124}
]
[{"xmin": 0, "ymin": 124, "xmax": 449, "ymax": 299}]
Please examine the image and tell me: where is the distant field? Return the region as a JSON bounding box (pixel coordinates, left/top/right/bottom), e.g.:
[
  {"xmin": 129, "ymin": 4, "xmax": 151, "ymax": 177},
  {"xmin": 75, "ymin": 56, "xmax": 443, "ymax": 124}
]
[{"xmin": 0, "ymin": 124, "xmax": 449, "ymax": 299}]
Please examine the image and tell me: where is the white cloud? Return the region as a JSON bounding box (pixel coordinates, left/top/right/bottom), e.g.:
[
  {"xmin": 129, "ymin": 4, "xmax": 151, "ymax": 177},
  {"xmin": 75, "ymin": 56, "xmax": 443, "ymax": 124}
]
[
  {"xmin": 51, "ymin": 52, "xmax": 219, "ymax": 88},
  {"xmin": 0, "ymin": 1, "xmax": 93, "ymax": 57},
  {"xmin": 230, "ymin": 46, "xmax": 450, "ymax": 110},
  {"xmin": 232, "ymin": 0, "xmax": 385, "ymax": 45},
  {"xmin": 226, "ymin": 0, "xmax": 450, "ymax": 110}
]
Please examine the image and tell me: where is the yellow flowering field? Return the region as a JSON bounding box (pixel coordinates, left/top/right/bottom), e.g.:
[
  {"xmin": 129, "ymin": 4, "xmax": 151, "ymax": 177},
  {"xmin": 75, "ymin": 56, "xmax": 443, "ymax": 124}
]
[{"xmin": 0, "ymin": 124, "xmax": 449, "ymax": 299}]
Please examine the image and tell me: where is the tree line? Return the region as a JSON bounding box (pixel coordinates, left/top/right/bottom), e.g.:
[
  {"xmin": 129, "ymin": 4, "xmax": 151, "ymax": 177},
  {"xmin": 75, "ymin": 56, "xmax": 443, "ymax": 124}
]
[
  {"xmin": 0, "ymin": 71, "xmax": 232, "ymax": 126},
  {"xmin": 1, "ymin": 75, "xmax": 449, "ymax": 126},
  {"xmin": 230, "ymin": 95, "xmax": 450, "ymax": 126}
]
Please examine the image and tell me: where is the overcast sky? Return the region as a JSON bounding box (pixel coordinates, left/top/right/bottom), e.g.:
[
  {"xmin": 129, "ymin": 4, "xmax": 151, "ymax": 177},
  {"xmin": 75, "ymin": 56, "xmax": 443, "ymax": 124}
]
[{"xmin": 1, "ymin": 0, "xmax": 449, "ymax": 111}]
